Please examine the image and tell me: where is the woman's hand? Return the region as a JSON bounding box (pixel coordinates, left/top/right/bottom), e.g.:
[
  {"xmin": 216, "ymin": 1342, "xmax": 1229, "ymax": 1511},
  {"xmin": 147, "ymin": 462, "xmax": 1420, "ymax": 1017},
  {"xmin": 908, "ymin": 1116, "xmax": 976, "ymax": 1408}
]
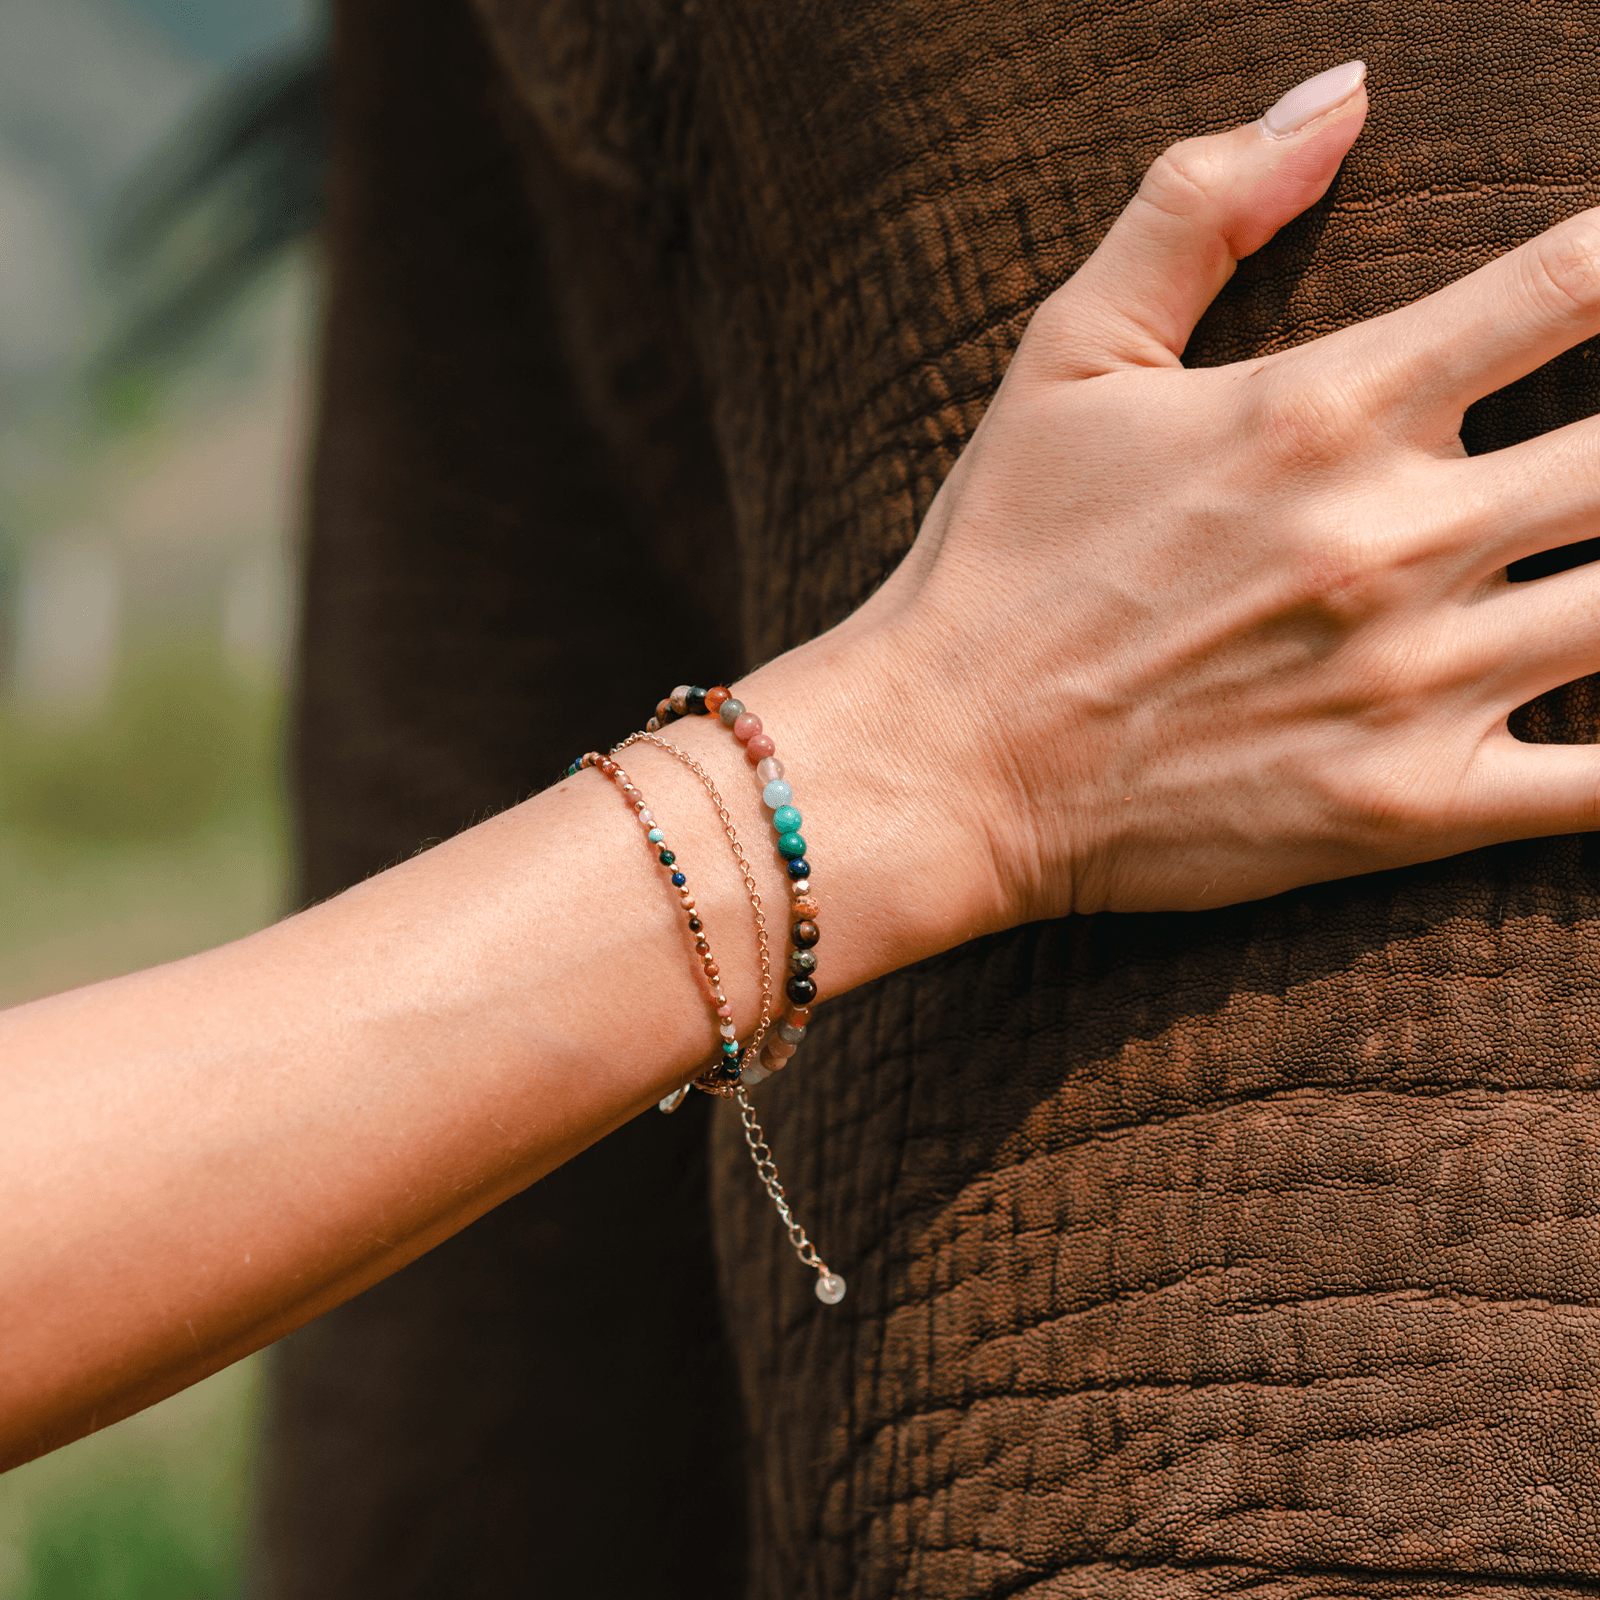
[{"xmin": 832, "ymin": 60, "xmax": 1600, "ymax": 920}]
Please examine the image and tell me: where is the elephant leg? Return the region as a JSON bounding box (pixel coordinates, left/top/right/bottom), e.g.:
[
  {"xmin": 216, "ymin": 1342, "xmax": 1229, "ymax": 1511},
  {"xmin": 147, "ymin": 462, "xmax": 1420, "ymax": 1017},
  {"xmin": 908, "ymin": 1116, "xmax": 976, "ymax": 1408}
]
[{"xmin": 255, "ymin": 1, "xmax": 747, "ymax": 1593}]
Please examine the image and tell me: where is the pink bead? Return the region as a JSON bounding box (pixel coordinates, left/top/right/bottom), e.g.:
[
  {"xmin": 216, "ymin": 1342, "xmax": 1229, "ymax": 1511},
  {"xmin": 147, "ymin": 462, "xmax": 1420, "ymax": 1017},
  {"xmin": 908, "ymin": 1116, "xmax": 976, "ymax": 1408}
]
[
  {"xmin": 767, "ymin": 1038, "xmax": 798, "ymax": 1059},
  {"xmin": 717, "ymin": 1003, "xmax": 732, "ymax": 1018},
  {"xmin": 746, "ymin": 733, "xmax": 776, "ymax": 761},
  {"xmin": 732, "ymin": 713, "xmax": 762, "ymax": 742},
  {"xmin": 756, "ymin": 756, "xmax": 785, "ymax": 783}
]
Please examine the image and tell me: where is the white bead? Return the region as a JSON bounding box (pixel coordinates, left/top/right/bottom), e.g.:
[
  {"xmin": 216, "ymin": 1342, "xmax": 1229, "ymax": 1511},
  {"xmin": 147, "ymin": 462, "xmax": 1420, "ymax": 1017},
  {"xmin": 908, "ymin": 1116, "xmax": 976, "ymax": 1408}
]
[
  {"xmin": 815, "ymin": 1272, "xmax": 846, "ymax": 1305},
  {"xmin": 741, "ymin": 1062, "xmax": 771, "ymax": 1086},
  {"xmin": 637, "ymin": 807, "xmax": 653, "ymax": 823},
  {"xmin": 719, "ymin": 1021, "xmax": 737, "ymax": 1040},
  {"xmin": 756, "ymin": 756, "xmax": 786, "ymax": 784}
]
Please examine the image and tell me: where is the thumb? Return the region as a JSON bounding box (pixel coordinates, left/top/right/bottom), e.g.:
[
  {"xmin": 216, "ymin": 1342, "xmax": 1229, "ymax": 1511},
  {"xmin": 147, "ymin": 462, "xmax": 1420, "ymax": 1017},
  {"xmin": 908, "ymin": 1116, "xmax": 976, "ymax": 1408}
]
[{"xmin": 1038, "ymin": 60, "xmax": 1369, "ymax": 377}]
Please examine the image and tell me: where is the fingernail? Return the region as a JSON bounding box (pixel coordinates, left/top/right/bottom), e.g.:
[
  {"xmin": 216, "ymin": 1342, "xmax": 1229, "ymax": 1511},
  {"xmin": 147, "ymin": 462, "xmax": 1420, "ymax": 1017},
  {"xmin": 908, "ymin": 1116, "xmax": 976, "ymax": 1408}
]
[{"xmin": 1261, "ymin": 60, "xmax": 1366, "ymax": 139}]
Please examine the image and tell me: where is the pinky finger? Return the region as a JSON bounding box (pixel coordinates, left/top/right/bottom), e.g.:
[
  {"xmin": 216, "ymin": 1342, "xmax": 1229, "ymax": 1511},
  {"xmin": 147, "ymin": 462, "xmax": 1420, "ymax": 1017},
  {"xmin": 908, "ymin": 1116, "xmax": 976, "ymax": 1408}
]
[{"xmin": 1469, "ymin": 733, "xmax": 1600, "ymax": 841}]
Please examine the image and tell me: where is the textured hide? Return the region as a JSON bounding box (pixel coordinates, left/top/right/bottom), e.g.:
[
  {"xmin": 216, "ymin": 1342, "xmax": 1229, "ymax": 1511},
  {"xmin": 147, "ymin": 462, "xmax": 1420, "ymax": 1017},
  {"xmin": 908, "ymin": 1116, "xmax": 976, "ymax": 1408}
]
[{"xmin": 261, "ymin": 1, "xmax": 1600, "ymax": 1596}]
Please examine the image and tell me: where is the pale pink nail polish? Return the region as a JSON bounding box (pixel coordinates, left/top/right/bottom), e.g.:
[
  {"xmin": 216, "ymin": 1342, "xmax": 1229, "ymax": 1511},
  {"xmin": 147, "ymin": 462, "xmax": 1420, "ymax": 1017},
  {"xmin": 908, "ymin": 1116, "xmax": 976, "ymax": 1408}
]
[{"xmin": 1261, "ymin": 60, "xmax": 1367, "ymax": 139}]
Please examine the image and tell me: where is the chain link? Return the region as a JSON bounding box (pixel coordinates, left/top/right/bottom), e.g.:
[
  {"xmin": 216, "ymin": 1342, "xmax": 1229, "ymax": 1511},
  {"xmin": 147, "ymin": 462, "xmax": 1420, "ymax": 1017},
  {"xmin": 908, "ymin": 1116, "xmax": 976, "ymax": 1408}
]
[{"xmin": 737, "ymin": 1087, "xmax": 826, "ymax": 1273}]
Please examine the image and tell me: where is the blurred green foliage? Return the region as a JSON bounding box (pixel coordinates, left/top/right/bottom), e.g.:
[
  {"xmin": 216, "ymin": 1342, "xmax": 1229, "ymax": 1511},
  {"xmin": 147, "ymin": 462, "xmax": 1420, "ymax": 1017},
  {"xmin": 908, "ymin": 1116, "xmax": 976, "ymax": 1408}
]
[
  {"xmin": 22, "ymin": 1479, "xmax": 235, "ymax": 1600},
  {"xmin": 0, "ymin": 1356, "xmax": 261, "ymax": 1600},
  {"xmin": 0, "ymin": 643, "xmax": 279, "ymax": 845}
]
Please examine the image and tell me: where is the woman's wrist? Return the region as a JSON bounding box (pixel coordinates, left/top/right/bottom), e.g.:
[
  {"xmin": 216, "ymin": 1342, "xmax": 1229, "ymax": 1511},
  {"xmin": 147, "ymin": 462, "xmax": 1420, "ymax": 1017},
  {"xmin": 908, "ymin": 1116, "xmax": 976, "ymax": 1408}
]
[{"xmin": 618, "ymin": 611, "xmax": 1029, "ymax": 1035}]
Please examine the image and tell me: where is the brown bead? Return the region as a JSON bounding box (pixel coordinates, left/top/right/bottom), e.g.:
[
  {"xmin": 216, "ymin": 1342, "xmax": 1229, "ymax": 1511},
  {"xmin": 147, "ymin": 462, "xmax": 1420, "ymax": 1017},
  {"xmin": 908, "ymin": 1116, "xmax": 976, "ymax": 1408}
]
[
  {"xmin": 704, "ymin": 962, "xmax": 720, "ymax": 979},
  {"xmin": 705, "ymin": 686, "xmax": 732, "ymax": 712},
  {"xmin": 695, "ymin": 939, "xmax": 710, "ymax": 953},
  {"xmin": 793, "ymin": 919, "xmax": 820, "ymax": 948}
]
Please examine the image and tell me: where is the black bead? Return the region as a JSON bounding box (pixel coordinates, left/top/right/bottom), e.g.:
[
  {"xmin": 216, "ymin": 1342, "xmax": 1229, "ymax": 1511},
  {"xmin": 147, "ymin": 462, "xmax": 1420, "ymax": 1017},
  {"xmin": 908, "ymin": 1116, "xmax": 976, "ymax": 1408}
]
[
  {"xmin": 790, "ymin": 950, "xmax": 817, "ymax": 977},
  {"xmin": 687, "ymin": 687, "xmax": 708, "ymax": 715},
  {"xmin": 786, "ymin": 975, "xmax": 817, "ymax": 1006},
  {"xmin": 786, "ymin": 858, "xmax": 811, "ymax": 880},
  {"xmin": 659, "ymin": 850, "xmax": 675, "ymax": 866},
  {"xmin": 688, "ymin": 916, "xmax": 703, "ymax": 932}
]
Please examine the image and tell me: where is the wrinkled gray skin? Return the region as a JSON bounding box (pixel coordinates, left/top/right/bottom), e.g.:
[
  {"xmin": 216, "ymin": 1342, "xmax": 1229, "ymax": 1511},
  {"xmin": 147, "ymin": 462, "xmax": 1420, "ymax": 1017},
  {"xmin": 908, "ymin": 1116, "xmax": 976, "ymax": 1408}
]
[{"xmin": 258, "ymin": 1, "xmax": 1600, "ymax": 1596}]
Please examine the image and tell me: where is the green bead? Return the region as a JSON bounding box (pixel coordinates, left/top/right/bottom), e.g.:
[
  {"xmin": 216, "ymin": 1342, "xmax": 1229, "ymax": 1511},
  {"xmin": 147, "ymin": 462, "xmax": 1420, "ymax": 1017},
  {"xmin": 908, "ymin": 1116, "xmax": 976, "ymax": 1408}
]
[
  {"xmin": 777, "ymin": 832, "xmax": 807, "ymax": 859},
  {"xmin": 771, "ymin": 805, "xmax": 802, "ymax": 834},
  {"xmin": 790, "ymin": 950, "xmax": 817, "ymax": 976},
  {"xmin": 659, "ymin": 849, "xmax": 676, "ymax": 866}
]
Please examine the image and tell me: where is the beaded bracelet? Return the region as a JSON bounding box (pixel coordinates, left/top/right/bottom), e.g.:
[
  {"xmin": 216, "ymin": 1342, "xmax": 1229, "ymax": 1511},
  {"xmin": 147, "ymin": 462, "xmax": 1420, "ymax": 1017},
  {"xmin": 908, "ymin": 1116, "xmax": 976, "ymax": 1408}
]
[
  {"xmin": 566, "ymin": 739, "xmax": 847, "ymax": 1305},
  {"xmin": 571, "ymin": 751, "xmax": 748, "ymax": 1089},
  {"xmin": 648, "ymin": 685, "xmax": 817, "ymax": 1083},
  {"xmin": 613, "ymin": 729, "xmax": 778, "ymax": 1085}
]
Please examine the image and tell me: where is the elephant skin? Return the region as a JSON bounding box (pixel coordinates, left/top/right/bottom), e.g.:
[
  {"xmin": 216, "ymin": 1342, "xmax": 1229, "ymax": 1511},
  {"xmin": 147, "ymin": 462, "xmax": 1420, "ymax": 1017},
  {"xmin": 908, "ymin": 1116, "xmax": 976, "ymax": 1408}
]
[{"xmin": 260, "ymin": 1, "xmax": 1600, "ymax": 1596}]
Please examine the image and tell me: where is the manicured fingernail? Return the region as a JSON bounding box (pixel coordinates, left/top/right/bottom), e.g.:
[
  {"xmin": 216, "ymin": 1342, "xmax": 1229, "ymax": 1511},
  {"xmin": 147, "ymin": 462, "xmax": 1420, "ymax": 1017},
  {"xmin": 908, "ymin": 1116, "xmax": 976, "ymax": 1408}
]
[{"xmin": 1261, "ymin": 60, "xmax": 1366, "ymax": 139}]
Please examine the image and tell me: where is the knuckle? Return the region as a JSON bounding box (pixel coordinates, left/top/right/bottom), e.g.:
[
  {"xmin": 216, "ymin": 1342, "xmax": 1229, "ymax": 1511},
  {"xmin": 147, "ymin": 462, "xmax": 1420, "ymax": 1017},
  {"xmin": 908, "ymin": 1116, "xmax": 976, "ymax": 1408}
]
[
  {"xmin": 1138, "ymin": 137, "xmax": 1223, "ymax": 219},
  {"xmin": 1249, "ymin": 378, "xmax": 1368, "ymax": 474},
  {"xmin": 1522, "ymin": 215, "xmax": 1600, "ymax": 320}
]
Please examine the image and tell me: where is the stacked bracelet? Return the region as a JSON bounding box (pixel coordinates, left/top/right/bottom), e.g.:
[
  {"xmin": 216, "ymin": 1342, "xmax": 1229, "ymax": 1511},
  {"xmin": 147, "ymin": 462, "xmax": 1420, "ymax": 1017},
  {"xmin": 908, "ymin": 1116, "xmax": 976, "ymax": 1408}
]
[
  {"xmin": 648, "ymin": 685, "xmax": 817, "ymax": 1084},
  {"xmin": 572, "ymin": 702, "xmax": 847, "ymax": 1306},
  {"xmin": 570, "ymin": 750, "xmax": 749, "ymax": 1088},
  {"xmin": 614, "ymin": 730, "xmax": 778, "ymax": 1085}
]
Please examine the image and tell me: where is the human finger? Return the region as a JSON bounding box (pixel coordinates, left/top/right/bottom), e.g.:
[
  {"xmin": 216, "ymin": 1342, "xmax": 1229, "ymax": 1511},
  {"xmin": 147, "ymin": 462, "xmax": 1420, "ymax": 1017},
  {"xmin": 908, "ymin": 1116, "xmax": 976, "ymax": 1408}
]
[
  {"xmin": 1456, "ymin": 558, "xmax": 1600, "ymax": 706},
  {"xmin": 1033, "ymin": 60, "xmax": 1368, "ymax": 378},
  {"xmin": 1331, "ymin": 205, "xmax": 1600, "ymax": 431},
  {"xmin": 1466, "ymin": 735, "xmax": 1600, "ymax": 838},
  {"xmin": 1444, "ymin": 415, "xmax": 1600, "ymax": 576}
]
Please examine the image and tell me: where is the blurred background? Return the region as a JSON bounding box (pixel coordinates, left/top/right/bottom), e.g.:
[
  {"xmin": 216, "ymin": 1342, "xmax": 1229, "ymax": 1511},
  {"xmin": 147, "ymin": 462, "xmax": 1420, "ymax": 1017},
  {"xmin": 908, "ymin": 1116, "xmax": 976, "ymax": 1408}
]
[{"xmin": 0, "ymin": 0, "xmax": 325, "ymax": 1593}]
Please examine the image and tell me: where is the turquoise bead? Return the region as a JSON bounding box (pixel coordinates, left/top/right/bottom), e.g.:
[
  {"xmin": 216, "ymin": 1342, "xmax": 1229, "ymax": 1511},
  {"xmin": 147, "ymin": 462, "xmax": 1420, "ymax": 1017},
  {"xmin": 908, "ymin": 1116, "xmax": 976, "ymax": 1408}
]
[
  {"xmin": 778, "ymin": 831, "xmax": 807, "ymax": 858},
  {"xmin": 721, "ymin": 1040, "xmax": 739, "ymax": 1056},
  {"xmin": 762, "ymin": 779, "xmax": 793, "ymax": 809},
  {"xmin": 647, "ymin": 828, "xmax": 664, "ymax": 843},
  {"xmin": 771, "ymin": 805, "xmax": 802, "ymax": 834}
]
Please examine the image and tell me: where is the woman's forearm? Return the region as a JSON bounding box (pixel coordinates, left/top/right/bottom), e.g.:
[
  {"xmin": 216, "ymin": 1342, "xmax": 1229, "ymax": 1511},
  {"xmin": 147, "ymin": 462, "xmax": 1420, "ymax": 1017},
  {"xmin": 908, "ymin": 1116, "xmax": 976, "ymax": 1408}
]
[{"xmin": 0, "ymin": 626, "xmax": 1005, "ymax": 1467}]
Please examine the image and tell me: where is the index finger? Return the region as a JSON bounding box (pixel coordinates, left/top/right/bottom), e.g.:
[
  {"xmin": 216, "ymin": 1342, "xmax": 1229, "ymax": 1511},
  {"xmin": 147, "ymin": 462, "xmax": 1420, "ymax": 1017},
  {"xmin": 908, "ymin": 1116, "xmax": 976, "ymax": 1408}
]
[{"xmin": 1324, "ymin": 205, "xmax": 1600, "ymax": 429}]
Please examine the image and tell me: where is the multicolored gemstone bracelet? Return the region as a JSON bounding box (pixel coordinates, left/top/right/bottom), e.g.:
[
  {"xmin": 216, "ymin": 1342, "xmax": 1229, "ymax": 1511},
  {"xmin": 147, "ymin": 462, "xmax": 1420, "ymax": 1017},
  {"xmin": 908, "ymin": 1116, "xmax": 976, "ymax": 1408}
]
[
  {"xmin": 648, "ymin": 685, "xmax": 818, "ymax": 1083},
  {"xmin": 566, "ymin": 722, "xmax": 845, "ymax": 1305}
]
